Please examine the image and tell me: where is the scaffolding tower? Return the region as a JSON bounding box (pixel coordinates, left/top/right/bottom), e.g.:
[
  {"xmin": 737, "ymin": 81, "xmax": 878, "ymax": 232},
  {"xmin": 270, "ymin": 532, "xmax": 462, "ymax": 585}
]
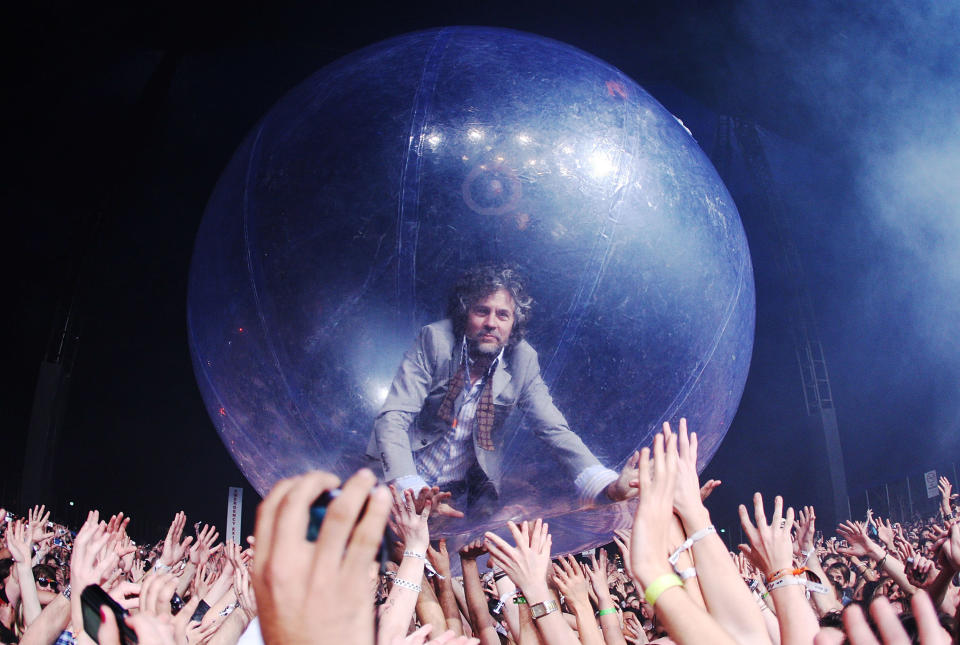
[{"xmin": 712, "ymin": 116, "xmax": 849, "ymax": 522}]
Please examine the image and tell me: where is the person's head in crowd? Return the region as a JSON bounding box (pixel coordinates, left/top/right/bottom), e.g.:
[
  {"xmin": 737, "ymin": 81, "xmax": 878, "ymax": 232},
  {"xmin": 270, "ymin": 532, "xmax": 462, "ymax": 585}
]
[
  {"xmin": 0, "ymin": 559, "xmax": 17, "ymax": 608},
  {"xmin": 31, "ymin": 563, "xmax": 59, "ymax": 605},
  {"xmin": 826, "ymin": 562, "xmax": 851, "ymax": 589}
]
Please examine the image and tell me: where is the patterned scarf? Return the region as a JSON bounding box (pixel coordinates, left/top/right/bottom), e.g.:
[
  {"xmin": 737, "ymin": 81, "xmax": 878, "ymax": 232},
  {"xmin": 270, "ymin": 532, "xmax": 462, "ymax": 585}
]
[{"xmin": 436, "ymin": 342, "xmax": 498, "ymax": 451}]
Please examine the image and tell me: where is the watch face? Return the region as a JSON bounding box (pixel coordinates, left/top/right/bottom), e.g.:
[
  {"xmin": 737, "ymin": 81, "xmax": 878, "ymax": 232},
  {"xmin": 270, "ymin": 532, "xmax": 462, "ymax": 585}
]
[{"xmin": 531, "ymin": 599, "xmax": 558, "ymax": 618}]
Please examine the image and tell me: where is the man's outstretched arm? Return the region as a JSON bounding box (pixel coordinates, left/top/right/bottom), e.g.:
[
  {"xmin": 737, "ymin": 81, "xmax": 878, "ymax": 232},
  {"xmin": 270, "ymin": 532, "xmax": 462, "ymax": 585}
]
[
  {"xmin": 516, "ymin": 350, "xmax": 624, "ymax": 504},
  {"xmin": 373, "ymin": 325, "xmax": 437, "ymax": 483}
]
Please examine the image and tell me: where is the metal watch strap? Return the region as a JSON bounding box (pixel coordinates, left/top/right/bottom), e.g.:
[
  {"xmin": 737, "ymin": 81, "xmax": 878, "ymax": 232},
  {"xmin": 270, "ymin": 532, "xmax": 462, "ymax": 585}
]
[{"xmin": 530, "ymin": 599, "xmax": 559, "ymax": 619}]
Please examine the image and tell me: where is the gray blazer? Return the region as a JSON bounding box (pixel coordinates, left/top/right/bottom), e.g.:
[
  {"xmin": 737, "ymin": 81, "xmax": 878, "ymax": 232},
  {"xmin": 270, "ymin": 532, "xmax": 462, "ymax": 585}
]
[{"xmin": 367, "ymin": 319, "xmax": 603, "ymax": 490}]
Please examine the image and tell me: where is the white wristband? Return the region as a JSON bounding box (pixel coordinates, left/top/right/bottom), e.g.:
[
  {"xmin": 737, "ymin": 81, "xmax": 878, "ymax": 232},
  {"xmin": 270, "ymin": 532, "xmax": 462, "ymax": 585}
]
[
  {"xmin": 767, "ymin": 575, "xmax": 806, "ymax": 591},
  {"xmin": 668, "ymin": 525, "xmax": 716, "ymax": 565},
  {"xmin": 403, "ymin": 550, "xmax": 426, "ymax": 560}
]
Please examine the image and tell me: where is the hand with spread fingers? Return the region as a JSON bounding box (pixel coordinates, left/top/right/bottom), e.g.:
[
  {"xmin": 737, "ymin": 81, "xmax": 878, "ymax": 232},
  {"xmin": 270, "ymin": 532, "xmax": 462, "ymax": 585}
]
[
  {"xmin": 484, "ymin": 520, "xmax": 552, "ymax": 596},
  {"xmin": 158, "ymin": 511, "xmax": 194, "ymax": 569},
  {"xmin": 739, "ymin": 492, "xmax": 818, "ymax": 645}
]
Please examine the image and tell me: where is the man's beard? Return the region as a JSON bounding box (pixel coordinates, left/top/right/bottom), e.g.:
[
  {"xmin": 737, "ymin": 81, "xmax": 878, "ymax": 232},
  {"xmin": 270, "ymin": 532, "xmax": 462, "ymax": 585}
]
[{"xmin": 468, "ymin": 335, "xmax": 503, "ymax": 356}]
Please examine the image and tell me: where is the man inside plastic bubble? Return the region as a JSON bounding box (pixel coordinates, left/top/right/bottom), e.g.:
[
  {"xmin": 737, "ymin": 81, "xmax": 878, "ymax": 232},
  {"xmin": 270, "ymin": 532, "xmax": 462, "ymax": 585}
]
[{"xmin": 366, "ymin": 263, "xmax": 638, "ymax": 519}]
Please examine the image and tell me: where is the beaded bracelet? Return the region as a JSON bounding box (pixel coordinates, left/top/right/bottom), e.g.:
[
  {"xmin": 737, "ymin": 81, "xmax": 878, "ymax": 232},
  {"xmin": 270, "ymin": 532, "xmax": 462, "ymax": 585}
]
[{"xmin": 393, "ymin": 578, "xmax": 422, "ymax": 593}]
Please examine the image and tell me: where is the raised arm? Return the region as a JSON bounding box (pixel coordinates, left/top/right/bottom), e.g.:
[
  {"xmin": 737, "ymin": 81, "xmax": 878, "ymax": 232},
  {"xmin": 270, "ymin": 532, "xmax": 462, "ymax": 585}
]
[
  {"xmin": 459, "ymin": 539, "xmax": 501, "ymax": 645},
  {"xmin": 836, "ymin": 521, "xmax": 917, "ymax": 595},
  {"xmin": 669, "ymin": 420, "xmax": 772, "ymax": 645},
  {"xmin": 553, "ymin": 554, "xmax": 603, "ymax": 645},
  {"xmin": 583, "ymin": 550, "xmax": 628, "ymax": 645},
  {"xmin": 486, "ymin": 520, "xmax": 579, "ymax": 645},
  {"xmin": 374, "ymin": 326, "xmax": 436, "ymax": 485},
  {"xmin": 739, "ymin": 493, "xmax": 819, "ymax": 645},
  {"xmin": 427, "ymin": 539, "xmax": 464, "ymax": 635},
  {"xmin": 379, "ymin": 487, "xmax": 432, "ymax": 644},
  {"xmin": 628, "ymin": 432, "xmax": 738, "ymax": 645}
]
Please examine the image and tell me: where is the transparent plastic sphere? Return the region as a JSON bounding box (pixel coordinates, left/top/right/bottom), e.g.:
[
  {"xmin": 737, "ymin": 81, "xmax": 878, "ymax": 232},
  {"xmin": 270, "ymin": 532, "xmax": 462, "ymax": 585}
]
[{"xmin": 188, "ymin": 27, "xmax": 754, "ymax": 554}]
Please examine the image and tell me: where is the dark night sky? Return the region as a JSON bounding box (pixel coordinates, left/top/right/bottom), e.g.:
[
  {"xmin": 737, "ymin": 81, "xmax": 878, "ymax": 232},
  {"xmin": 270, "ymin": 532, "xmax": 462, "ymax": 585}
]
[{"xmin": 6, "ymin": 0, "xmax": 960, "ymax": 543}]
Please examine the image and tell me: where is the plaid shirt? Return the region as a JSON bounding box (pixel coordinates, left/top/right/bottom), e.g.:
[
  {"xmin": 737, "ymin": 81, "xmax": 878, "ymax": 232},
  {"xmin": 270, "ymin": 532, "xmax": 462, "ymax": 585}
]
[{"xmin": 413, "ymin": 350, "xmax": 499, "ymax": 487}]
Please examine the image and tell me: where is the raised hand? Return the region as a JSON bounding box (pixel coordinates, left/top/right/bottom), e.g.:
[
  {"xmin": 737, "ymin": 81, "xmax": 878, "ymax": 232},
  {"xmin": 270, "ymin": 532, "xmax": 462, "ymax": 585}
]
[
  {"xmin": 612, "ymin": 528, "xmax": 635, "ymax": 580},
  {"xmin": 835, "ymin": 521, "xmax": 883, "ymax": 560},
  {"xmin": 629, "ymin": 431, "xmax": 678, "ymax": 587},
  {"xmin": 934, "ymin": 522, "xmax": 960, "ymax": 572},
  {"xmin": 188, "ymin": 523, "xmax": 220, "ymax": 567},
  {"xmin": 234, "ymin": 557, "xmax": 258, "ymax": 621},
  {"xmin": 672, "ymin": 418, "xmax": 710, "ymax": 526},
  {"xmin": 159, "ymin": 511, "xmax": 194, "ymax": 568},
  {"xmin": 937, "ymin": 475, "xmax": 955, "ymax": 516},
  {"xmin": 389, "ymin": 486, "xmax": 431, "ymax": 553},
  {"xmin": 426, "ymin": 538, "xmax": 452, "ymax": 579},
  {"xmin": 700, "ymin": 479, "xmax": 722, "ymax": 502},
  {"xmin": 484, "ymin": 520, "xmax": 552, "ymax": 593},
  {"xmin": 6, "ymin": 519, "xmax": 33, "ymax": 564},
  {"xmin": 795, "ymin": 506, "xmax": 816, "ymax": 555},
  {"xmin": 875, "ymin": 517, "xmax": 896, "ymax": 552},
  {"xmin": 458, "ymin": 538, "xmax": 488, "ymax": 561},
  {"xmin": 582, "ymin": 549, "xmax": 611, "ymax": 596},
  {"xmin": 553, "ymin": 554, "xmax": 591, "ymax": 606},
  {"xmin": 738, "ymin": 493, "xmax": 795, "ymax": 578},
  {"xmin": 27, "ymin": 504, "xmax": 55, "ymax": 545}
]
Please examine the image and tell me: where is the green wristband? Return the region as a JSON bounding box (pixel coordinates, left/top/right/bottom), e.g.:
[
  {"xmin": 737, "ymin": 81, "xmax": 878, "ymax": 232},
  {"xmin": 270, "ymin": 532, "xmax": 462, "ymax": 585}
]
[
  {"xmin": 597, "ymin": 607, "xmax": 618, "ymax": 616},
  {"xmin": 644, "ymin": 573, "xmax": 684, "ymax": 607}
]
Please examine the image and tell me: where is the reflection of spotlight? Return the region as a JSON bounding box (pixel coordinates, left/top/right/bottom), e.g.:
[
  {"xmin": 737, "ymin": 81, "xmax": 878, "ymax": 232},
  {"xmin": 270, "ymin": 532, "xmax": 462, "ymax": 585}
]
[
  {"xmin": 467, "ymin": 128, "xmax": 483, "ymax": 141},
  {"xmin": 377, "ymin": 386, "xmax": 389, "ymax": 402},
  {"xmin": 425, "ymin": 133, "xmax": 442, "ymax": 148},
  {"xmin": 588, "ymin": 150, "xmax": 616, "ymax": 179},
  {"xmin": 516, "ymin": 133, "xmax": 531, "ymax": 145}
]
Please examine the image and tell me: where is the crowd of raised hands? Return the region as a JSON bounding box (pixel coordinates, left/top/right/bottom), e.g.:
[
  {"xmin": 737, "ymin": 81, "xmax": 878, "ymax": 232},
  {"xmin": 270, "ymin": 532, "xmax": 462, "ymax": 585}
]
[{"xmin": 2, "ymin": 421, "xmax": 960, "ymax": 645}]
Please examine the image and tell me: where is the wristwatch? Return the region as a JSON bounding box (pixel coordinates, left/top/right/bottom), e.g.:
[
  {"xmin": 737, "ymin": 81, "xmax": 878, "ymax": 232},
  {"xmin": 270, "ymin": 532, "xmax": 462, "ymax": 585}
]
[{"xmin": 529, "ymin": 599, "xmax": 559, "ymax": 620}]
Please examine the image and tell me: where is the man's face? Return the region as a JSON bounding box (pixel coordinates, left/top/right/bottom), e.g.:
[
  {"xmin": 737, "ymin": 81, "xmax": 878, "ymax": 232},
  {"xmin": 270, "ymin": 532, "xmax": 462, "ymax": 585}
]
[{"xmin": 465, "ymin": 288, "xmax": 515, "ymax": 355}]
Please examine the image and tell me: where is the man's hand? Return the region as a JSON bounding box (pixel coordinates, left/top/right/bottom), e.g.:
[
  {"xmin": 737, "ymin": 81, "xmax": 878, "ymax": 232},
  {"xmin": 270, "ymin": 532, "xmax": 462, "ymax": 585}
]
[
  {"xmin": 606, "ymin": 451, "xmax": 641, "ymax": 502},
  {"xmin": 414, "ymin": 486, "xmax": 464, "ymax": 519}
]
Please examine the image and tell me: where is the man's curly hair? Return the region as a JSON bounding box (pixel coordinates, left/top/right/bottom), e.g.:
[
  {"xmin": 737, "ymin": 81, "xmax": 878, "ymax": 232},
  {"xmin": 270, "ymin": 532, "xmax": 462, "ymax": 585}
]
[{"xmin": 447, "ymin": 263, "xmax": 534, "ymax": 345}]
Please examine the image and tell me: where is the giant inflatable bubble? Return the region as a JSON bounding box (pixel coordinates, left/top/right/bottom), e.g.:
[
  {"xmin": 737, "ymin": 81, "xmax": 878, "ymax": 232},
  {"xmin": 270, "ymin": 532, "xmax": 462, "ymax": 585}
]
[{"xmin": 187, "ymin": 27, "xmax": 754, "ymax": 555}]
